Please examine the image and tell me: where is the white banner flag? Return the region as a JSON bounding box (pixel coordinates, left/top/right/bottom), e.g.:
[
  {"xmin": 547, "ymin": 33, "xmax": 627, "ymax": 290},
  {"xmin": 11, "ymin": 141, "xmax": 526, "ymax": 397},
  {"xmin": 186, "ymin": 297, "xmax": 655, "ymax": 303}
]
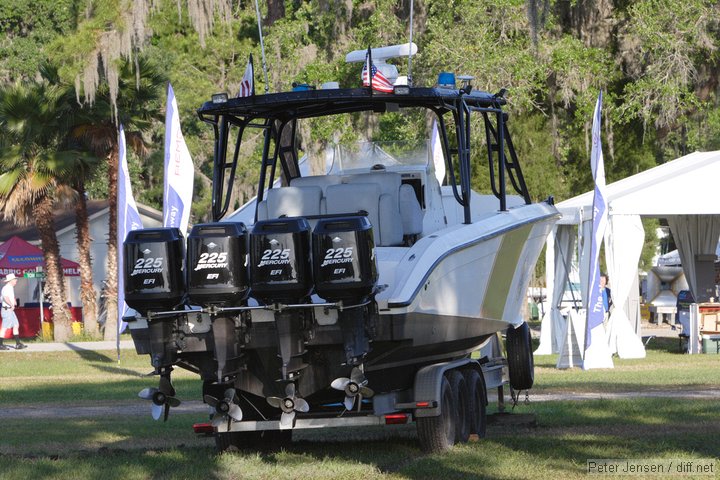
[
  {"xmin": 430, "ymin": 119, "xmax": 445, "ymax": 185},
  {"xmin": 117, "ymin": 124, "xmax": 143, "ymax": 336},
  {"xmin": 163, "ymin": 83, "xmax": 194, "ymax": 234},
  {"xmin": 583, "ymin": 91, "xmax": 614, "ymax": 370}
]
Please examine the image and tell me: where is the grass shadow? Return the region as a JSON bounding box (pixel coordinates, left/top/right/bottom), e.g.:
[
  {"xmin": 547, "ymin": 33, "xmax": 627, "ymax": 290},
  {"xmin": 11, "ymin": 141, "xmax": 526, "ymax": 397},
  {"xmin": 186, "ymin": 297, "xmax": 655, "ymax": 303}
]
[
  {"xmin": 67, "ymin": 344, "xmax": 115, "ymax": 363},
  {"xmin": 66, "ymin": 344, "xmax": 156, "ymax": 377}
]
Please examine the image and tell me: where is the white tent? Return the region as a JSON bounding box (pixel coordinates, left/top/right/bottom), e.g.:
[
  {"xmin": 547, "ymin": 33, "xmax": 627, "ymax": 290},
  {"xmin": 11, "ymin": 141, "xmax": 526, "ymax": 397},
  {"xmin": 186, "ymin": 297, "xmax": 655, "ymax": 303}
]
[
  {"xmin": 658, "ymin": 243, "xmax": 720, "ymax": 267},
  {"xmin": 537, "ymin": 150, "xmax": 720, "ymax": 360}
]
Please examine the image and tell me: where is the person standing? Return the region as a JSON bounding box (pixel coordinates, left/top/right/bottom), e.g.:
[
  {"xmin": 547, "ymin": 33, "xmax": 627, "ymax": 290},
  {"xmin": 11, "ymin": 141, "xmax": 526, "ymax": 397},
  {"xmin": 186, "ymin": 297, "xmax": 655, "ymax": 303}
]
[
  {"xmin": 1, "ymin": 273, "xmax": 27, "ymax": 350},
  {"xmin": 600, "ymin": 274, "xmax": 613, "ymax": 323}
]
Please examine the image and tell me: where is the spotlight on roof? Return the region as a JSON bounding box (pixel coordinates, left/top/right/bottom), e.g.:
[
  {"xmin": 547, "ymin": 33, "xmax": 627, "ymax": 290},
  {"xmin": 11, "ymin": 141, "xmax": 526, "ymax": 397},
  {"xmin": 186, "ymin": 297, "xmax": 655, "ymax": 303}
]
[{"xmin": 212, "ymin": 93, "xmax": 229, "ymax": 104}]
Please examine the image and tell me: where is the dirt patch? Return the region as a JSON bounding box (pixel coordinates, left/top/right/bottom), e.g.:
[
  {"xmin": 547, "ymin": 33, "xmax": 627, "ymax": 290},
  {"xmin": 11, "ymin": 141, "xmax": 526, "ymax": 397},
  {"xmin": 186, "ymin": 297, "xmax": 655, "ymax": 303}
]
[
  {"xmin": 0, "ymin": 400, "xmax": 208, "ymax": 419},
  {"xmin": 2, "ymin": 389, "xmax": 718, "ymax": 420},
  {"xmin": 505, "ymin": 420, "xmax": 720, "ymax": 438}
]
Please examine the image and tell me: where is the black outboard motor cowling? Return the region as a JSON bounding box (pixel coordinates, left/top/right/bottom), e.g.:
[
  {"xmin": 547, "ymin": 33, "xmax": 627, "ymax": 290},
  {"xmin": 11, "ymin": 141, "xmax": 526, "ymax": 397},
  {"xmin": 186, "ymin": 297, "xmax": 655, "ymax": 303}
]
[
  {"xmin": 249, "ymin": 218, "xmax": 312, "ymax": 303},
  {"xmin": 187, "ymin": 222, "xmax": 249, "ymax": 307},
  {"xmin": 124, "ymin": 228, "xmax": 185, "ymax": 315},
  {"xmin": 312, "ymin": 216, "xmax": 378, "ymax": 302}
]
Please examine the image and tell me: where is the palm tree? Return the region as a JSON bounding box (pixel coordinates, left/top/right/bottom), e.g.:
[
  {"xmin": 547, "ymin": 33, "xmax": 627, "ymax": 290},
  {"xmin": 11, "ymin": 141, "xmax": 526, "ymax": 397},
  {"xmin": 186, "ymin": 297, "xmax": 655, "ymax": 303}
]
[
  {"xmin": 40, "ymin": 64, "xmax": 104, "ymax": 336},
  {"xmin": 0, "ymin": 81, "xmax": 85, "ymax": 341},
  {"xmin": 70, "ymin": 57, "xmax": 166, "ymax": 341}
]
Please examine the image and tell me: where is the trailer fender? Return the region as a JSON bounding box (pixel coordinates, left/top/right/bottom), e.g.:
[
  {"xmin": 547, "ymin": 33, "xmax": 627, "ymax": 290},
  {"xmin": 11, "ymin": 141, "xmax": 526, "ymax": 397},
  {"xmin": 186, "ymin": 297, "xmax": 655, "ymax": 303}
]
[{"xmin": 412, "ymin": 358, "xmax": 479, "ymax": 418}]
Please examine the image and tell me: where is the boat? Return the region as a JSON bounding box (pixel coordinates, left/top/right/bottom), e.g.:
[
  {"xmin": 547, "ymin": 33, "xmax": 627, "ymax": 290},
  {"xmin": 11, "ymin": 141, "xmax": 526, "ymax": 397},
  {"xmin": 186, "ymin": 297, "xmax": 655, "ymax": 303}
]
[{"xmin": 124, "ymin": 43, "xmax": 559, "ymax": 452}]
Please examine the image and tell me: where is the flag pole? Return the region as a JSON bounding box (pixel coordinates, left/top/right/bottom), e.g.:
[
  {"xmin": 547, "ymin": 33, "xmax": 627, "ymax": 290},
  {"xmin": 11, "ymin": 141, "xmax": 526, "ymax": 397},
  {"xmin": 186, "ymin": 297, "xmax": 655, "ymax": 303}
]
[
  {"xmin": 253, "ymin": 0, "xmax": 270, "ymax": 94},
  {"xmin": 250, "ymin": 54, "xmax": 255, "ymax": 96},
  {"xmin": 366, "ymin": 46, "xmax": 373, "ymax": 96},
  {"xmin": 117, "ymin": 124, "xmax": 124, "ymax": 363},
  {"xmin": 407, "ymin": 0, "xmax": 414, "ymax": 85}
]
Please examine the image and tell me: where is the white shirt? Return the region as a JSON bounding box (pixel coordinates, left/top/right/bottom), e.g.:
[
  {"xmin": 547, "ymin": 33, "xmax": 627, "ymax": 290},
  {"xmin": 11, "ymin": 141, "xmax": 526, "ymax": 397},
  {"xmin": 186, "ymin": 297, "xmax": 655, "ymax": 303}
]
[{"xmin": 1, "ymin": 283, "xmax": 16, "ymax": 308}]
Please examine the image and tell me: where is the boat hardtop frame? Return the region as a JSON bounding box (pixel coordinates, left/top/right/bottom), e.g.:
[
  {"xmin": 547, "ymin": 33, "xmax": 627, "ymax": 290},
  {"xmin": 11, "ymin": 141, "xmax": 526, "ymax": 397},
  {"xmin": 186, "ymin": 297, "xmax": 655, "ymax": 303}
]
[{"xmin": 197, "ymin": 86, "xmax": 533, "ymax": 224}]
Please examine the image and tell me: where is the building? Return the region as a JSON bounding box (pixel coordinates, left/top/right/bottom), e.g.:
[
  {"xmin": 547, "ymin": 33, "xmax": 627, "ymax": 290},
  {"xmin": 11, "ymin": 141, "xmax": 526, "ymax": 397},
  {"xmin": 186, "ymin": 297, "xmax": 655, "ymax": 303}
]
[{"xmin": 0, "ymin": 200, "xmax": 162, "ymax": 308}]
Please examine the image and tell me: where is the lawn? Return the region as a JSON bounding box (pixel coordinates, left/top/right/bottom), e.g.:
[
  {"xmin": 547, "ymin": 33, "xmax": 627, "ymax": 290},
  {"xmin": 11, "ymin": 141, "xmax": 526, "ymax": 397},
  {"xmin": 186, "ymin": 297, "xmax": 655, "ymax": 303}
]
[{"xmin": 0, "ymin": 339, "xmax": 718, "ymax": 479}]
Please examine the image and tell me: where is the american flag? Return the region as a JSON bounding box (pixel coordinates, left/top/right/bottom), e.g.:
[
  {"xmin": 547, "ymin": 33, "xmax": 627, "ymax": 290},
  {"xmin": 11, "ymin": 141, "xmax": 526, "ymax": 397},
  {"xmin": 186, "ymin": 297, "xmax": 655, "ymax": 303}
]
[
  {"xmin": 362, "ymin": 59, "xmax": 394, "ymax": 93},
  {"xmin": 238, "ymin": 56, "xmax": 254, "ymax": 97}
]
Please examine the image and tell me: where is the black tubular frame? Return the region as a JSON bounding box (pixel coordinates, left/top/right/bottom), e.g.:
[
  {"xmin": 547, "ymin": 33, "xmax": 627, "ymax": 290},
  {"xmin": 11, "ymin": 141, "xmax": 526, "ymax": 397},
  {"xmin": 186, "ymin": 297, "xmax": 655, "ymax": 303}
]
[{"xmin": 198, "ymin": 87, "xmax": 532, "ymax": 224}]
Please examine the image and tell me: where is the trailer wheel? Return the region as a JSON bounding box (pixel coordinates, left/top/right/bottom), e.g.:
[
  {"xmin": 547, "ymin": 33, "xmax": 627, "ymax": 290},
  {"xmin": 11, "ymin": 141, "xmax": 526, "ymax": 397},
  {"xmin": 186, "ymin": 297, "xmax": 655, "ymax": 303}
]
[
  {"xmin": 214, "ymin": 431, "xmax": 261, "ymax": 453},
  {"xmin": 214, "ymin": 432, "xmax": 237, "ymax": 452},
  {"xmin": 462, "ymin": 369, "xmax": 487, "ymax": 438},
  {"xmin": 416, "ymin": 374, "xmax": 457, "ymax": 452},
  {"xmin": 506, "ymin": 322, "xmax": 534, "ymax": 391},
  {"xmin": 447, "ymin": 370, "xmax": 470, "ymax": 443},
  {"xmin": 260, "ymin": 429, "xmax": 292, "ymax": 450}
]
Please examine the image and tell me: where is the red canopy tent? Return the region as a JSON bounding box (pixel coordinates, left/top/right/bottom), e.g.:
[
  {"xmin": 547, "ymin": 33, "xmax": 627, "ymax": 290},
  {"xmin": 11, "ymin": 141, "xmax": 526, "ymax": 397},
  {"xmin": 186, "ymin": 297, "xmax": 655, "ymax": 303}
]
[
  {"xmin": 0, "ymin": 236, "xmax": 81, "ymax": 338},
  {"xmin": 0, "ymin": 236, "xmax": 80, "ymax": 277}
]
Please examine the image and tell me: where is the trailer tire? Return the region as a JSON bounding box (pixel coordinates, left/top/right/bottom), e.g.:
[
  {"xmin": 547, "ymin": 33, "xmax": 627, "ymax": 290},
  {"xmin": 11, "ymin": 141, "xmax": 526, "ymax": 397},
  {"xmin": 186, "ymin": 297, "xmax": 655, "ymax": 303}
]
[
  {"xmin": 506, "ymin": 322, "xmax": 534, "ymax": 391},
  {"xmin": 214, "ymin": 431, "xmax": 261, "ymax": 452},
  {"xmin": 260, "ymin": 429, "xmax": 292, "ymax": 450},
  {"xmin": 416, "ymin": 374, "xmax": 457, "ymax": 452},
  {"xmin": 462, "ymin": 368, "xmax": 487, "ymax": 438},
  {"xmin": 214, "ymin": 432, "xmax": 231, "ymax": 452},
  {"xmin": 447, "ymin": 370, "xmax": 470, "ymax": 443}
]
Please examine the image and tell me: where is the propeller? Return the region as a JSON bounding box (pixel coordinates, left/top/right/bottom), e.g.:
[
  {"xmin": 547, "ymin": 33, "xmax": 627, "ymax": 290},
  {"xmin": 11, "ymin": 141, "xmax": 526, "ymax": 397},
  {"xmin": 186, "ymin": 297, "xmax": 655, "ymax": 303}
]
[
  {"xmin": 205, "ymin": 388, "xmax": 243, "ymax": 427},
  {"xmin": 138, "ymin": 375, "xmax": 181, "ymax": 421},
  {"xmin": 331, "ymin": 367, "xmax": 374, "ymax": 411},
  {"xmin": 266, "ymin": 382, "xmax": 309, "ymax": 429}
]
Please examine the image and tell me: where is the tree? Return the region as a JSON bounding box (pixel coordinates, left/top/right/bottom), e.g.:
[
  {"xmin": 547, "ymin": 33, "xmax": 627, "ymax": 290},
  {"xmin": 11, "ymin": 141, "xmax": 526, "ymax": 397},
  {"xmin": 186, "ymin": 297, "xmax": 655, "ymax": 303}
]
[
  {"xmin": 51, "ymin": 0, "xmax": 232, "ymax": 122},
  {"xmin": 0, "ymin": 80, "xmax": 82, "ymax": 341},
  {"xmin": 32, "ymin": 63, "xmax": 105, "ymax": 336},
  {"xmin": 619, "ymin": 0, "xmax": 718, "ymax": 158},
  {"xmin": 0, "ymin": 0, "xmax": 79, "ymax": 82},
  {"xmin": 68, "ymin": 57, "xmax": 166, "ymax": 341}
]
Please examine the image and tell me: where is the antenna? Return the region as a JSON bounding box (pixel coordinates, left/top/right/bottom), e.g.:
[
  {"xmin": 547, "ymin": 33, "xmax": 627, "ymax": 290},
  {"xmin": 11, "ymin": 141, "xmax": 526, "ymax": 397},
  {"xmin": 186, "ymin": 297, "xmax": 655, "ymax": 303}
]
[
  {"xmin": 407, "ymin": 0, "xmax": 414, "ymax": 85},
  {"xmin": 253, "ymin": 0, "xmax": 270, "ymax": 94}
]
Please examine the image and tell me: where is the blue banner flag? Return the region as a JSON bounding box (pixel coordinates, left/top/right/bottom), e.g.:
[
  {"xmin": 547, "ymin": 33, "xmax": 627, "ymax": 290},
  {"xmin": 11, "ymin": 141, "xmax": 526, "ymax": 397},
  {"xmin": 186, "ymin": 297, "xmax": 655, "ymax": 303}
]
[
  {"xmin": 583, "ymin": 91, "xmax": 614, "ymax": 370},
  {"xmin": 117, "ymin": 124, "xmax": 143, "ymax": 338},
  {"xmin": 163, "ymin": 83, "xmax": 194, "ymax": 234}
]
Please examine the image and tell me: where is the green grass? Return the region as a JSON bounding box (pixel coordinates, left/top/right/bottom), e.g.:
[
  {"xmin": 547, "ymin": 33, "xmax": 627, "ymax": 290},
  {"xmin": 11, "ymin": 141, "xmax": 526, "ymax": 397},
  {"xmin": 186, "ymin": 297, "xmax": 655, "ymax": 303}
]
[
  {"xmin": 533, "ymin": 337, "xmax": 720, "ymax": 393},
  {"xmin": 1, "ymin": 400, "xmax": 718, "ymax": 480},
  {"xmin": 0, "ymin": 349, "xmax": 201, "ymax": 406},
  {"xmin": 0, "ymin": 340, "xmax": 718, "ymax": 479}
]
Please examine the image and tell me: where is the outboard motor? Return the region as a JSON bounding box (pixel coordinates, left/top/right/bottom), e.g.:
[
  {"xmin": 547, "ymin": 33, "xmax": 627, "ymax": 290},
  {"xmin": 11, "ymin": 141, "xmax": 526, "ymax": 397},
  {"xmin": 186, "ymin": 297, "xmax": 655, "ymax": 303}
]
[
  {"xmin": 312, "ymin": 216, "xmax": 378, "ymax": 366},
  {"xmin": 124, "ymin": 227, "xmax": 185, "ymax": 421},
  {"xmin": 187, "ymin": 222, "xmax": 249, "ymax": 383},
  {"xmin": 124, "ymin": 227, "xmax": 185, "ymax": 370},
  {"xmin": 249, "ymin": 218, "xmax": 312, "ymax": 380}
]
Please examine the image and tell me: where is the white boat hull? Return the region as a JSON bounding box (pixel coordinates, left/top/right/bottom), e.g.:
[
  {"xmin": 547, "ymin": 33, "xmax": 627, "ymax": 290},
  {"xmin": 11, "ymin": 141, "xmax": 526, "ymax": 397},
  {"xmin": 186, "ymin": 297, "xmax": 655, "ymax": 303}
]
[
  {"xmin": 358, "ymin": 201, "xmax": 559, "ymax": 371},
  {"xmin": 380, "ymin": 202, "xmax": 557, "ymax": 320}
]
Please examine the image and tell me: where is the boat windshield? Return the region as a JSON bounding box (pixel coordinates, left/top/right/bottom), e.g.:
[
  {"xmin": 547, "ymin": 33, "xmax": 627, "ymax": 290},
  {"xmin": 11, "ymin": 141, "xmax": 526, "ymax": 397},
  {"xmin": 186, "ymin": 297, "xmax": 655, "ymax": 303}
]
[{"xmin": 327, "ymin": 141, "xmax": 429, "ymax": 174}]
